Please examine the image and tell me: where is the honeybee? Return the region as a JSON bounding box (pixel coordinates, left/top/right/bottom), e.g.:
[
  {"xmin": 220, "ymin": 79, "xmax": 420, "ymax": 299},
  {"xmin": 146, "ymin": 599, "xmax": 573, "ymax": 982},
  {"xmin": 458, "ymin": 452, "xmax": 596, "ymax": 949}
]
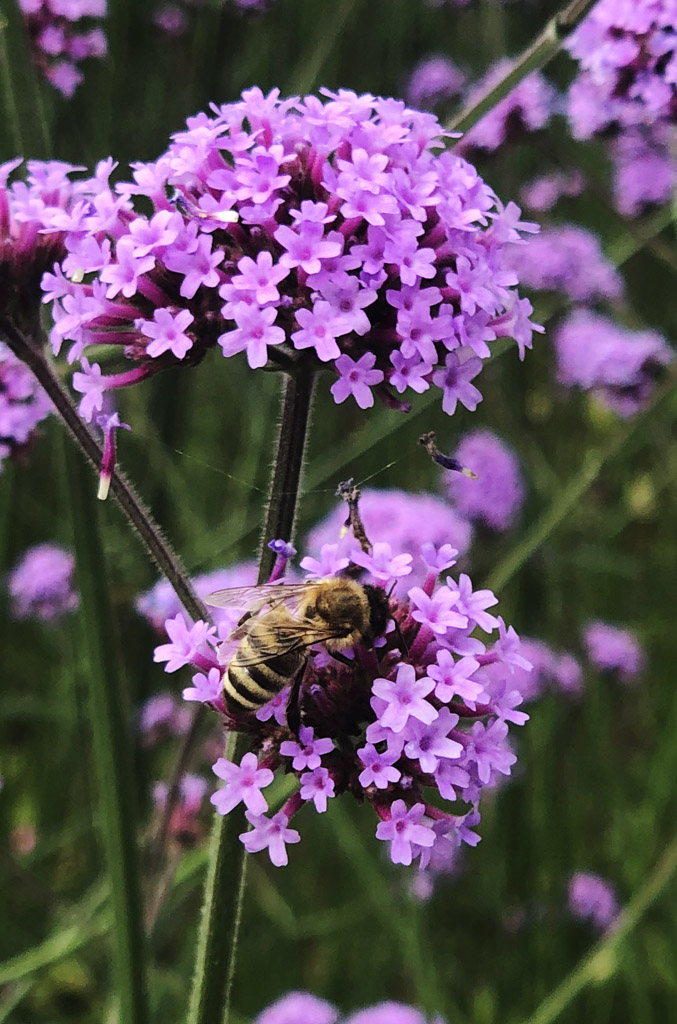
[{"xmin": 205, "ymin": 577, "xmax": 390, "ymax": 727}]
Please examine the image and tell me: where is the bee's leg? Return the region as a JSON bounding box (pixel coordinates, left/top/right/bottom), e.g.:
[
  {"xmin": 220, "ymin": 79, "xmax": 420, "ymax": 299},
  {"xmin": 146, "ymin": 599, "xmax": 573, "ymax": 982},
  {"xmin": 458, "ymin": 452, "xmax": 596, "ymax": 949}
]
[
  {"xmin": 285, "ymin": 661, "xmax": 308, "ymax": 737},
  {"xmin": 328, "ymin": 650, "xmax": 354, "ymax": 668}
]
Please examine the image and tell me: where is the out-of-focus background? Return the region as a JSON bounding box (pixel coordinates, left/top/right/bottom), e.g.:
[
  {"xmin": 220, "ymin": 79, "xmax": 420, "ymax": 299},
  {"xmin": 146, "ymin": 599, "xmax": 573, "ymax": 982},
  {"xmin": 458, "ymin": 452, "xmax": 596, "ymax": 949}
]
[{"xmin": 2, "ymin": 0, "xmax": 677, "ymax": 1021}]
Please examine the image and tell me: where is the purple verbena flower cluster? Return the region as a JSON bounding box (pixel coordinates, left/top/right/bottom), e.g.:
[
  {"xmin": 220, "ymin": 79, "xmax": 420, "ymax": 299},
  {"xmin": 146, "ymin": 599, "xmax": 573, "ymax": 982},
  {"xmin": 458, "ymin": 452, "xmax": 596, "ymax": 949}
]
[
  {"xmin": 139, "ymin": 691, "xmax": 191, "ymax": 744},
  {"xmin": 306, "ymin": 488, "xmax": 473, "ymax": 595},
  {"xmin": 18, "ymin": 0, "xmax": 107, "ymax": 98},
  {"xmin": 7, "ymin": 543, "xmax": 78, "ymax": 621},
  {"xmin": 583, "ymin": 620, "xmax": 645, "ymax": 684},
  {"xmin": 153, "ymin": 0, "xmax": 276, "ymax": 36},
  {"xmin": 520, "ymin": 169, "xmax": 585, "ymax": 213},
  {"xmin": 555, "ymin": 309, "xmax": 673, "ymax": 417},
  {"xmin": 44, "ymin": 88, "xmax": 541, "ymax": 422},
  {"xmin": 610, "ymin": 125, "xmax": 676, "ymax": 218},
  {"xmin": 566, "ymin": 0, "xmax": 677, "ymax": 140},
  {"xmin": 1, "ymin": 158, "xmax": 105, "ymax": 333},
  {"xmin": 456, "ymin": 61, "xmax": 556, "ymax": 155},
  {"xmin": 256, "ymin": 992, "xmax": 445, "ymax": 1024},
  {"xmin": 153, "ymin": 537, "xmax": 530, "ymax": 869},
  {"xmin": 445, "ymin": 429, "xmax": 524, "ymax": 532},
  {"xmin": 505, "ymin": 225, "xmax": 623, "ymax": 304},
  {"xmin": 568, "ymin": 872, "xmax": 619, "ymax": 931},
  {"xmin": 404, "ymin": 55, "xmax": 466, "ymax": 111},
  {"xmin": 0, "ymin": 343, "xmax": 52, "ymax": 471}
]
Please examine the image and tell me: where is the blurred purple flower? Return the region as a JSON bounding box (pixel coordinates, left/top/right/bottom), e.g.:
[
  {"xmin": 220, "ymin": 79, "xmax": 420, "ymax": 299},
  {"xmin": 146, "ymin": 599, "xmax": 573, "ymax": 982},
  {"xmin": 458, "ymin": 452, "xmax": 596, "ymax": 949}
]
[
  {"xmin": 255, "ymin": 992, "xmax": 339, "ymax": 1024},
  {"xmin": 153, "ymin": 773, "xmax": 208, "ymax": 847},
  {"xmin": 505, "ymin": 226, "xmax": 623, "ymax": 304},
  {"xmin": 136, "ymin": 562, "xmax": 257, "ymax": 637},
  {"xmin": 566, "ymin": 0, "xmax": 677, "ymax": 139},
  {"xmin": 139, "ymin": 692, "xmax": 191, "ymax": 744},
  {"xmin": 7, "ymin": 543, "xmax": 78, "ymax": 621},
  {"xmin": 568, "ymin": 872, "xmax": 619, "ymax": 931},
  {"xmin": 610, "ymin": 126, "xmax": 676, "ymax": 218},
  {"xmin": 0, "ymin": 343, "xmax": 52, "ymax": 472},
  {"xmin": 555, "ymin": 309, "xmax": 673, "ymax": 417},
  {"xmin": 446, "ymin": 429, "xmax": 524, "ymax": 532},
  {"xmin": 47, "ymin": 89, "xmax": 539, "ymax": 421},
  {"xmin": 520, "ymin": 169, "xmax": 585, "ymax": 213},
  {"xmin": 456, "ymin": 60, "xmax": 556, "ymax": 155},
  {"xmin": 404, "ymin": 55, "xmax": 466, "ymax": 111},
  {"xmin": 583, "ymin": 621, "xmax": 645, "ymax": 683},
  {"xmin": 19, "ymin": 0, "xmax": 107, "ymax": 98}
]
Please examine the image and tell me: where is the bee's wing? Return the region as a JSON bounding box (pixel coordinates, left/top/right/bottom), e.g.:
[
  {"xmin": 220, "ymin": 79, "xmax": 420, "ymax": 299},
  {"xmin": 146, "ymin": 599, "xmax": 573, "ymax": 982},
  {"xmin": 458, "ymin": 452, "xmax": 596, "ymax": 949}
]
[
  {"xmin": 220, "ymin": 621, "xmax": 348, "ymax": 667},
  {"xmin": 205, "ymin": 582, "xmax": 318, "ymax": 612}
]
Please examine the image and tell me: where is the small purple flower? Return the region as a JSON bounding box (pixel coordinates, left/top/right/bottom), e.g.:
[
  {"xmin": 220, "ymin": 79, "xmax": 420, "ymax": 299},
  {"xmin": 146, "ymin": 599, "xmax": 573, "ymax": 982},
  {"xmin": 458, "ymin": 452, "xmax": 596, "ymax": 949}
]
[
  {"xmin": 19, "ymin": 0, "xmax": 107, "ymax": 97},
  {"xmin": 427, "ymin": 649, "xmax": 483, "ymax": 705},
  {"xmin": 403, "ymin": 707, "xmax": 463, "ymax": 774},
  {"xmin": 506, "ymin": 226, "xmax": 623, "ymax": 304},
  {"xmin": 446, "ymin": 430, "xmax": 525, "ymax": 532},
  {"xmin": 457, "ymin": 60, "xmax": 555, "ymax": 154},
  {"xmin": 375, "ymin": 800, "xmax": 435, "ymax": 866},
  {"xmin": 211, "ymin": 752, "xmax": 275, "ymax": 816},
  {"xmin": 568, "ymin": 872, "xmax": 619, "ymax": 931},
  {"xmin": 182, "ymin": 667, "xmax": 224, "ymax": 707},
  {"xmin": 153, "ymin": 614, "xmax": 216, "ymax": 673},
  {"xmin": 300, "ymin": 544, "xmax": 350, "ymax": 579},
  {"xmin": 138, "ymin": 308, "xmax": 195, "ymax": 359},
  {"xmin": 8, "ymin": 543, "xmax": 78, "ymax": 621},
  {"xmin": 372, "ymin": 664, "xmax": 437, "ymax": 734},
  {"xmin": 280, "ymin": 725, "xmax": 334, "ymax": 771},
  {"xmin": 357, "ymin": 744, "xmax": 402, "ymax": 790},
  {"xmin": 299, "ymin": 767, "xmax": 335, "ymax": 813},
  {"xmin": 583, "ymin": 621, "xmax": 645, "ymax": 683},
  {"xmin": 432, "ymin": 349, "xmax": 483, "ymax": 416},
  {"xmin": 240, "ymin": 810, "xmax": 301, "ymax": 867},
  {"xmin": 330, "ymin": 353, "xmax": 384, "ymax": 409},
  {"xmin": 255, "ymin": 992, "xmax": 339, "ymax": 1024},
  {"xmin": 350, "ymin": 542, "xmax": 413, "ymax": 582}
]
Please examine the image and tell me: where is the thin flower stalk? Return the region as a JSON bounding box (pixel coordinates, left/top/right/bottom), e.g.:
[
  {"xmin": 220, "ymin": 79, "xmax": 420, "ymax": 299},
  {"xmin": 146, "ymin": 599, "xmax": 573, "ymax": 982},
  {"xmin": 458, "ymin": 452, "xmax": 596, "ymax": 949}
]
[
  {"xmin": 187, "ymin": 368, "xmax": 316, "ymax": 1024},
  {"xmin": 447, "ymin": 0, "xmax": 599, "ymax": 135}
]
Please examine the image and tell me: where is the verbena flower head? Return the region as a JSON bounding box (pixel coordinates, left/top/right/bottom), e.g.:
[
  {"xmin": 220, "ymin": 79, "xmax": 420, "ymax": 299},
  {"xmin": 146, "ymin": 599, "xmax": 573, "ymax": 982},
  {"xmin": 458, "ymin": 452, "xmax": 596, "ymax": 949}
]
[
  {"xmin": 610, "ymin": 125, "xmax": 675, "ymax": 218},
  {"xmin": 404, "ymin": 55, "xmax": 466, "ymax": 111},
  {"xmin": 19, "ymin": 0, "xmax": 107, "ymax": 98},
  {"xmin": 456, "ymin": 61, "xmax": 556, "ymax": 155},
  {"xmin": 505, "ymin": 226, "xmax": 623, "ymax": 304},
  {"xmin": 0, "ymin": 343, "xmax": 52, "ymax": 471},
  {"xmin": 306, "ymin": 488, "xmax": 473, "ymax": 594},
  {"xmin": 520, "ymin": 170, "xmax": 585, "ymax": 213},
  {"xmin": 566, "ymin": 0, "xmax": 677, "ymax": 140},
  {"xmin": 555, "ymin": 309, "xmax": 673, "ymax": 417},
  {"xmin": 568, "ymin": 872, "xmax": 618, "ymax": 931},
  {"xmin": 1, "ymin": 158, "xmax": 106, "ymax": 334},
  {"xmin": 46, "ymin": 87, "xmax": 541, "ymax": 421},
  {"xmin": 255, "ymin": 993, "xmax": 445, "ymax": 1024},
  {"xmin": 445, "ymin": 429, "xmax": 524, "ymax": 532},
  {"xmin": 154, "ymin": 531, "xmax": 530, "ymax": 869},
  {"xmin": 7, "ymin": 542, "xmax": 78, "ymax": 621},
  {"xmin": 139, "ymin": 691, "xmax": 191, "ymax": 744},
  {"xmin": 583, "ymin": 620, "xmax": 645, "ymax": 683}
]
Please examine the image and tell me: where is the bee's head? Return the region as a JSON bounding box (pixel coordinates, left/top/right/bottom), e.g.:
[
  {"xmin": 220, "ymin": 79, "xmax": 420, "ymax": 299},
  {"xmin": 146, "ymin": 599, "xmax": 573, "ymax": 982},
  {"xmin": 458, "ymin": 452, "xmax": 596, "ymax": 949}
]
[{"xmin": 363, "ymin": 584, "xmax": 390, "ymax": 640}]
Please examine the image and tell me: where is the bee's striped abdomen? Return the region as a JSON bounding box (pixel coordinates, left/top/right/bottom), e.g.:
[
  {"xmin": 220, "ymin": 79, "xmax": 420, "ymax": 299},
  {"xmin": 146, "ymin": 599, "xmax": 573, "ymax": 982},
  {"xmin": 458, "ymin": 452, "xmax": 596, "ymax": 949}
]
[{"xmin": 223, "ymin": 617, "xmax": 306, "ymax": 713}]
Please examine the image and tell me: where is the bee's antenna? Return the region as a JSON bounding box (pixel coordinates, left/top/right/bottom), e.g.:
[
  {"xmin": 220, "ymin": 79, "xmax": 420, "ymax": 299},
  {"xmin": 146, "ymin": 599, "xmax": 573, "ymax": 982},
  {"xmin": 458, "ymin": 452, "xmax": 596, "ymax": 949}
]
[
  {"xmin": 336, "ymin": 479, "xmax": 372, "ymax": 554},
  {"xmin": 419, "ymin": 431, "xmax": 477, "ymax": 478}
]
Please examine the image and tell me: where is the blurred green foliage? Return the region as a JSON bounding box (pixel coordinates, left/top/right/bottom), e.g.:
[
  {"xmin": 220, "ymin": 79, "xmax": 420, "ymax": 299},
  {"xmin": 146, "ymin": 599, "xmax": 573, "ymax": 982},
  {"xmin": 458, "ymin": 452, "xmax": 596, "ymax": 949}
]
[{"xmin": 2, "ymin": 0, "xmax": 677, "ymax": 1021}]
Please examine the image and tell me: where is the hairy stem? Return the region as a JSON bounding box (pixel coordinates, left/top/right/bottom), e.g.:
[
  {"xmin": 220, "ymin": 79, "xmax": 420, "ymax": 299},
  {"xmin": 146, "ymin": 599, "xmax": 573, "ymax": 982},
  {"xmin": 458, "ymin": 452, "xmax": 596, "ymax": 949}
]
[
  {"xmin": 188, "ymin": 368, "xmax": 316, "ymax": 1024},
  {"xmin": 0, "ymin": 319, "xmax": 208, "ymax": 623},
  {"xmin": 447, "ymin": 0, "xmax": 597, "ymax": 135}
]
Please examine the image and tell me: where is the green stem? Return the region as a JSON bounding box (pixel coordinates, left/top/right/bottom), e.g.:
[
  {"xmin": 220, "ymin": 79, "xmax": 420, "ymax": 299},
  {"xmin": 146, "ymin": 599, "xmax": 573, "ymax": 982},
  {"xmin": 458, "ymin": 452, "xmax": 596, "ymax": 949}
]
[
  {"xmin": 66, "ymin": 447, "xmax": 149, "ymax": 1024},
  {"xmin": 0, "ymin": 319, "xmax": 207, "ymax": 623},
  {"xmin": 188, "ymin": 369, "xmax": 316, "ymax": 1024},
  {"xmin": 522, "ymin": 833, "xmax": 677, "ymax": 1024},
  {"xmin": 447, "ymin": 0, "xmax": 597, "ymax": 135},
  {"xmin": 0, "ymin": 0, "xmax": 51, "ymax": 157}
]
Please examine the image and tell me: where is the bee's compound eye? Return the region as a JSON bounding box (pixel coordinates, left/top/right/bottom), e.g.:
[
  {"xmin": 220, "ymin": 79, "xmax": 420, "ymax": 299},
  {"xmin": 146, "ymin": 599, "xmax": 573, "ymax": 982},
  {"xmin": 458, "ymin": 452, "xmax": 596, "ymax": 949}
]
[{"xmin": 305, "ymin": 604, "xmax": 317, "ymax": 619}]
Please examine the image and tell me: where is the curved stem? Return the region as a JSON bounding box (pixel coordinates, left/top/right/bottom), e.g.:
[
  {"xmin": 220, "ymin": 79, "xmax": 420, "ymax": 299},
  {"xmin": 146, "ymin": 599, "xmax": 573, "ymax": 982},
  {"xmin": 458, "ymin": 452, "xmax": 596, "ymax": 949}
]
[
  {"xmin": 447, "ymin": 0, "xmax": 598, "ymax": 135},
  {"xmin": 0, "ymin": 319, "xmax": 208, "ymax": 624},
  {"xmin": 522, "ymin": 832, "xmax": 677, "ymax": 1024},
  {"xmin": 188, "ymin": 368, "xmax": 316, "ymax": 1024}
]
